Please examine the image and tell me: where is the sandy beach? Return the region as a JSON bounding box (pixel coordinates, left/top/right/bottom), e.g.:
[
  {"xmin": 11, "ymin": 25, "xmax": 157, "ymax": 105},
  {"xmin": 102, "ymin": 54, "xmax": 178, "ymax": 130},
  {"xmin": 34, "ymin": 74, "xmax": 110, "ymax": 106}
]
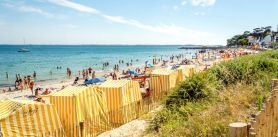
[{"xmin": 0, "ymin": 48, "xmax": 254, "ymax": 101}]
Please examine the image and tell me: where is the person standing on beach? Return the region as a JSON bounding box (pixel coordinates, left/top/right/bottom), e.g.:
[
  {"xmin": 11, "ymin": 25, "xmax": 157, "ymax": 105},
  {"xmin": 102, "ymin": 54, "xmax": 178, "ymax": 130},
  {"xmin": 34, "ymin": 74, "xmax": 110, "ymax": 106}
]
[
  {"xmin": 27, "ymin": 76, "xmax": 31, "ymax": 88},
  {"xmin": 23, "ymin": 76, "xmax": 28, "ymax": 89},
  {"xmin": 19, "ymin": 81, "xmax": 24, "ymax": 92},
  {"xmin": 6, "ymin": 72, "xmax": 8, "ymax": 79},
  {"xmin": 88, "ymin": 67, "xmax": 92, "ymax": 77},
  {"xmin": 82, "ymin": 70, "xmax": 85, "ymax": 79},
  {"xmin": 33, "ymin": 71, "xmax": 37, "ymax": 79},
  {"xmin": 68, "ymin": 69, "xmax": 72, "ymax": 78},
  {"xmin": 85, "ymin": 69, "xmax": 88, "ymax": 78},
  {"xmin": 29, "ymin": 81, "xmax": 34, "ymax": 95}
]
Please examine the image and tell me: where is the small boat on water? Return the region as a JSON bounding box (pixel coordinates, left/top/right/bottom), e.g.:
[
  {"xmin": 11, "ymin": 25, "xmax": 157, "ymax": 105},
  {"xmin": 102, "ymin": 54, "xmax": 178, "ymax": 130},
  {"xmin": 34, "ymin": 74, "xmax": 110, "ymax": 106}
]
[{"xmin": 18, "ymin": 48, "xmax": 30, "ymax": 52}]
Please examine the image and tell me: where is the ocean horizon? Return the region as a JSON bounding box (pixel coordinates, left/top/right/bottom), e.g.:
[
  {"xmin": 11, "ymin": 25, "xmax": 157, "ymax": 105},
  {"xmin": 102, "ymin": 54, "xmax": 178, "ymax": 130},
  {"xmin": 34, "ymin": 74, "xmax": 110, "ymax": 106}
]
[{"xmin": 0, "ymin": 45, "xmax": 197, "ymax": 87}]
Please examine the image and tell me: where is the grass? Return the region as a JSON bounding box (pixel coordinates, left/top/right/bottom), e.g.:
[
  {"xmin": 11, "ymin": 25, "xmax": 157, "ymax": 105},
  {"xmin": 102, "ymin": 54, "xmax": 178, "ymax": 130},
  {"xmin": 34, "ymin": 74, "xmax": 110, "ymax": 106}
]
[{"xmin": 145, "ymin": 50, "xmax": 278, "ymax": 137}]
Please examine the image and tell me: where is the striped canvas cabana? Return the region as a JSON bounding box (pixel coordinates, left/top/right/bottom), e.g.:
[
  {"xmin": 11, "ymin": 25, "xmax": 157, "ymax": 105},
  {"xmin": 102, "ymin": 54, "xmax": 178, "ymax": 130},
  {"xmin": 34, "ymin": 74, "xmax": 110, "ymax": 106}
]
[
  {"xmin": 176, "ymin": 69, "xmax": 184, "ymax": 82},
  {"xmin": 49, "ymin": 86, "xmax": 110, "ymax": 137},
  {"xmin": 97, "ymin": 80, "xmax": 142, "ymax": 127},
  {"xmin": 150, "ymin": 69, "xmax": 178, "ymax": 100},
  {"xmin": 0, "ymin": 100, "xmax": 63, "ymax": 137},
  {"xmin": 178, "ymin": 65, "xmax": 196, "ymax": 79}
]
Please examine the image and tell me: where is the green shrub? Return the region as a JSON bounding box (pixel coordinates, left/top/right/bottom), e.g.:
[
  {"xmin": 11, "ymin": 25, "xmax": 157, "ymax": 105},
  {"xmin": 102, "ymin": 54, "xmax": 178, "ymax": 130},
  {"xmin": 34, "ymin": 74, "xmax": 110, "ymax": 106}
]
[
  {"xmin": 166, "ymin": 72, "xmax": 218, "ymax": 108},
  {"xmin": 149, "ymin": 50, "xmax": 278, "ymax": 136}
]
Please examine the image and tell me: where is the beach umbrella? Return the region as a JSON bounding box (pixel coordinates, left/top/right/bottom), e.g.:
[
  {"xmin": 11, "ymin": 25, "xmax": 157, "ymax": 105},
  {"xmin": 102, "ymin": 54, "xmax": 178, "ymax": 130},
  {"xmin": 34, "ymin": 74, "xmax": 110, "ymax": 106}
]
[
  {"xmin": 85, "ymin": 77, "xmax": 106, "ymax": 84},
  {"xmin": 128, "ymin": 70, "xmax": 136, "ymax": 75},
  {"xmin": 147, "ymin": 64, "xmax": 153, "ymax": 68},
  {"xmin": 171, "ymin": 65, "xmax": 180, "ymax": 70}
]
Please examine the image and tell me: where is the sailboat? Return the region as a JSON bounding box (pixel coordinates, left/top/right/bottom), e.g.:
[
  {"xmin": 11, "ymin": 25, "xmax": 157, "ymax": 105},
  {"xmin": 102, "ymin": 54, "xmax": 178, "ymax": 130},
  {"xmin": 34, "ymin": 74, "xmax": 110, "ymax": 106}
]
[
  {"xmin": 18, "ymin": 48, "xmax": 30, "ymax": 52},
  {"xmin": 18, "ymin": 38, "xmax": 30, "ymax": 52}
]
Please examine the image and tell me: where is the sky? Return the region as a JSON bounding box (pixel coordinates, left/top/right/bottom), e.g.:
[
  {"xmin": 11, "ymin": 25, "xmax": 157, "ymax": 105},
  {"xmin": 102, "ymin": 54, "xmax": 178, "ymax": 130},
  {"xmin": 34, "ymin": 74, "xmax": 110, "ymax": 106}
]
[{"xmin": 0, "ymin": 0, "xmax": 277, "ymax": 45}]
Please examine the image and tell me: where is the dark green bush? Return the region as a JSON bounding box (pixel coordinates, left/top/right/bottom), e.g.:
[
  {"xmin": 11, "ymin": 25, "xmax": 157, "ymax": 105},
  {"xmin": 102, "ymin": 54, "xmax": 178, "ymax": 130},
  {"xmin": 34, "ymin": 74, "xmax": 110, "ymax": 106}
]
[{"xmin": 166, "ymin": 72, "xmax": 218, "ymax": 108}]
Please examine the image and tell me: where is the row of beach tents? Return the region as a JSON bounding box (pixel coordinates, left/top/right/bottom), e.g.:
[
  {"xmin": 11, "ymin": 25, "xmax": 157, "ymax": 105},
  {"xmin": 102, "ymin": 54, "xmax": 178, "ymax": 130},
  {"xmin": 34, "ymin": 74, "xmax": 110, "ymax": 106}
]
[{"xmin": 0, "ymin": 65, "xmax": 196, "ymax": 137}]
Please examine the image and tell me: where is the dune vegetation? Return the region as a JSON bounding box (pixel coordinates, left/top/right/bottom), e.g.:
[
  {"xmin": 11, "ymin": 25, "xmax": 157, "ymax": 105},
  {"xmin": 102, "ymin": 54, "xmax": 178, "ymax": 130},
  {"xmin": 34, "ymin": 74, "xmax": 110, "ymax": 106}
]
[{"xmin": 145, "ymin": 50, "xmax": 278, "ymax": 137}]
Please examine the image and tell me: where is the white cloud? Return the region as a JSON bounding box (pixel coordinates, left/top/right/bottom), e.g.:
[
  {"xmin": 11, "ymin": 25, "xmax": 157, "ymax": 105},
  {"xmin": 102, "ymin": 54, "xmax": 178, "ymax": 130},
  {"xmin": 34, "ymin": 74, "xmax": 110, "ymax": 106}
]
[
  {"xmin": 181, "ymin": 0, "xmax": 216, "ymax": 7},
  {"xmin": 3, "ymin": 2, "xmax": 53, "ymax": 17},
  {"xmin": 181, "ymin": 1, "xmax": 188, "ymax": 6},
  {"xmin": 47, "ymin": 0, "xmax": 192, "ymax": 36},
  {"xmin": 47, "ymin": 0, "xmax": 100, "ymax": 14},
  {"xmin": 18, "ymin": 5, "xmax": 53, "ymax": 17},
  {"xmin": 191, "ymin": 0, "xmax": 216, "ymax": 7}
]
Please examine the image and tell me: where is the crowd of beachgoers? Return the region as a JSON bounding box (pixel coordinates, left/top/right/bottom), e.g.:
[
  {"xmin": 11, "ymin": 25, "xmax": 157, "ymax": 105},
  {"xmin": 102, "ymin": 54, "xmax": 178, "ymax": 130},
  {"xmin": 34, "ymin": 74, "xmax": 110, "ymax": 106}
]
[{"xmin": 0, "ymin": 48, "xmax": 258, "ymax": 101}]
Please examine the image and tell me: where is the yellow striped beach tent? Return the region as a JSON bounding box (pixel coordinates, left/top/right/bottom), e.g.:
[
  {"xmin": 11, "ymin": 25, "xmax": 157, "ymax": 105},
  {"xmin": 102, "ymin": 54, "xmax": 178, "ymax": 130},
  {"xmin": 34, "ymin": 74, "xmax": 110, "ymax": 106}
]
[
  {"xmin": 176, "ymin": 68, "xmax": 184, "ymax": 82},
  {"xmin": 0, "ymin": 99, "xmax": 63, "ymax": 137},
  {"xmin": 150, "ymin": 68, "xmax": 178, "ymax": 100},
  {"xmin": 97, "ymin": 80, "xmax": 142, "ymax": 127},
  {"xmin": 49, "ymin": 86, "xmax": 110, "ymax": 137},
  {"xmin": 178, "ymin": 65, "xmax": 196, "ymax": 79}
]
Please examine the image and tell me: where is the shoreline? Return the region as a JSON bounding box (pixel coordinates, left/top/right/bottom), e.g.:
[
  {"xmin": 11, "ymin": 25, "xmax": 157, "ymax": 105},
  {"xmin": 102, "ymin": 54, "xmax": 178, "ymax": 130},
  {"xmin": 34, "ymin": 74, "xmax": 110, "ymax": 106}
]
[
  {"xmin": 0, "ymin": 48, "xmax": 255, "ymax": 99},
  {"xmin": 0, "ymin": 53, "xmax": 195, "ymax": 97}
]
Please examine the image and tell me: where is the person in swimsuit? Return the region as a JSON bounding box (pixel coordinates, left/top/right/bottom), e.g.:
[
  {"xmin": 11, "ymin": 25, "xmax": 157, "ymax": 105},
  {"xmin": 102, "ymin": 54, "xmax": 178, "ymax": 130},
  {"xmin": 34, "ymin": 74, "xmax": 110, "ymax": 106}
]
[
  {"xmin": 24, "ymin": 76, "xmax": 28, "ymax": 89},
  {"xmin": 29, "ymin": 81, "xmax": 35, "ymax": 95},
  {"xmin": 19, "ymin": 81, "xmax": 24, "ymax": 92}
]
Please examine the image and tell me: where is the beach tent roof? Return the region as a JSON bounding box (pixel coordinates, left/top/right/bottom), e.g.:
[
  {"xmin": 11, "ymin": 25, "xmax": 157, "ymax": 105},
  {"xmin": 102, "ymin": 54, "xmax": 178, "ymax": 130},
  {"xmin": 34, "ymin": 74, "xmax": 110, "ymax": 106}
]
[
  {"xmin": 99, "ymin": 80, "xmax": 130, "ymax": 88},
  {"xmin": 0, "ymin": 99, "xmax": 44, "ymax": 120},
  {"xmin": 0, "ymin": 100, "xmax": 22, "ymax": 120},
  {"xmin": 51, "ymin": 86, "xmax": 87, "ymax": 96},
  {"xmin": 178, "ymin": 65, "xmax": 195, "ymax": 69},
  {"xmin": 0, "ymin": 99, "xmax": 63, "ymax": 137},
  {"xmin": 151, "ymin": 68, "xmax": 174, "ymax": 75}
]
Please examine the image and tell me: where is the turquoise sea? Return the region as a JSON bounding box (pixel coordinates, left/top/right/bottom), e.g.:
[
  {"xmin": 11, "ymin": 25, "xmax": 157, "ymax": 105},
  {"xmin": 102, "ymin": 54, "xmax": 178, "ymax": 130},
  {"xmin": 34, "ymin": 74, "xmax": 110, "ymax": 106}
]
[{"xmin": 0, "ymin": 45, "xmax": 197, "ymax": 87}]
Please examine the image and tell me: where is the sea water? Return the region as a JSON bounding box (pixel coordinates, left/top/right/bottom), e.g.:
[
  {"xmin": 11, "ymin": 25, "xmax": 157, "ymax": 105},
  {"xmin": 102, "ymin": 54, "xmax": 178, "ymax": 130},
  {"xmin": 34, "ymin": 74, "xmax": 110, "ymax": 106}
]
[{"xmin": 0, "ymin": 45, "xmax": 197, "ymax": 87}]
